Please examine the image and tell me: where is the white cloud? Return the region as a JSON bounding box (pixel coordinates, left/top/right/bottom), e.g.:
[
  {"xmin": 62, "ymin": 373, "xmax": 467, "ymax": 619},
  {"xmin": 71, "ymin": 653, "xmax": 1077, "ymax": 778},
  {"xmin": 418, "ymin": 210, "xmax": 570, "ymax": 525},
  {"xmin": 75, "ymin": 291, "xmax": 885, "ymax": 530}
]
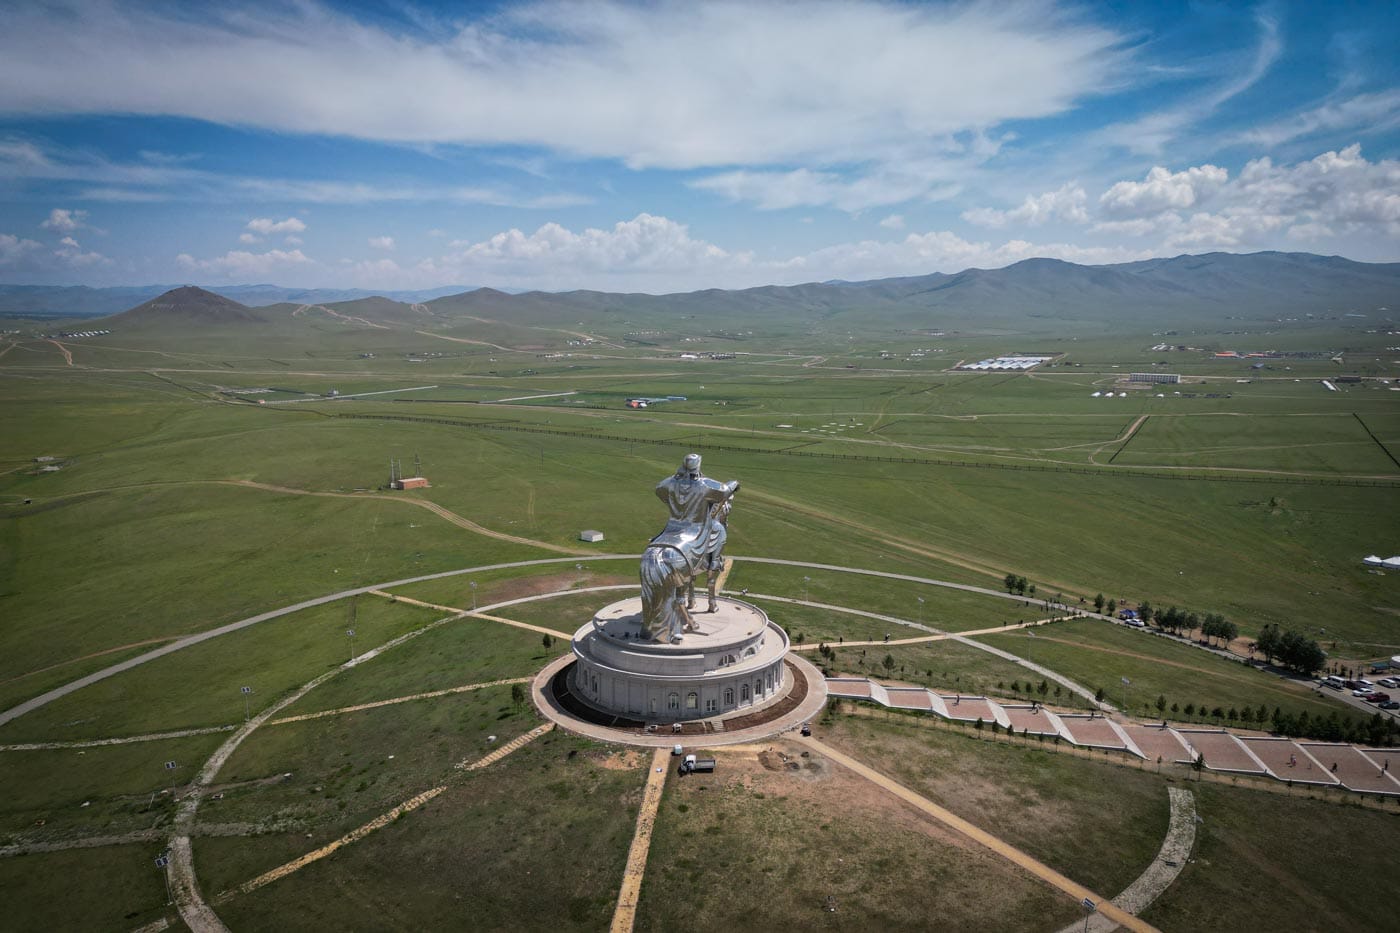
[
  {"xmin": 1099, "ymin": 165, "xmax": 1228, "ymax": 217},
  {"xmin": 177, "ymin": 248, "xmax": 313, "ymax": 279},
  {"xmin": 0, "ymin": 232, "xmax": 43, "ymax": 264},
  {"xmin": 40, "ymin": 208, "xmax": 88, "ymax": 232},
  {"xmin": 246, "ymin": 216, "xmax": 306, "ymax": 236},
  {"xmin": 0, "ymin": 2, "xmax": 1125, "ymax": 171},
  {"xmin": 691, "ymin": 164, "xmax": 966, "ymax": 212},
  {"xmin": 879, "ymin": 214, "xmax": 905, "ymax": 230},
  {"xmin": 239, "ymin": 232, "xmax": 260, "ymax": 244},
  {"xmin": 962, "ymin": 183, "xmax": 1088, "ymax": 228},
  {"xmin": 368, "ymin": 236, "xmax": 395, "ymax": 251},
  {"xmin": 1237, "ymin": 89, "xmax": 1400, "ymax": 149},
  {"xmin": 54, "ymin": 234, "xmax": 109, "ymax": 266},
  {"xmin": 284, "ymin": 235, "xmax": 303, "ymax": 246}
]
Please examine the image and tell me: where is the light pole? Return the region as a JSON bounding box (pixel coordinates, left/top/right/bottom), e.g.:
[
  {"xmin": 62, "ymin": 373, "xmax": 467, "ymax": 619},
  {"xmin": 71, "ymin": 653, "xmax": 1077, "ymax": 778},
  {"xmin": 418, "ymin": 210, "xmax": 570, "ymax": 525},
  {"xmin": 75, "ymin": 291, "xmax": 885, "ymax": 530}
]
[
  {"xmin": 240, "ymin": 686, "xmax": 252, "ymax": 722},
  {"xmin": 469, "ymin": 581, "xmax": 478, "ymax": 611},
  {"xmin": 346, "ymin": 628, "xmax": 356, "ymax": 663},
  {"xmin": 916, "ymin": 595, "xmax": 925, "ymax": 626},
  {"xmin": 803, "ymin": 576, "xmax": 811, "ymax": 603},
  {"xmin": 1026, "ymin": 630, "xmax": 1035, "ymax": 665},
  {"xmin": 1121, "ymin": 676, "xmax": 1131, "ymax": 715},
  {"xmin": 154, "ymin": 851, "xmax": 173, "ymax": 905}
]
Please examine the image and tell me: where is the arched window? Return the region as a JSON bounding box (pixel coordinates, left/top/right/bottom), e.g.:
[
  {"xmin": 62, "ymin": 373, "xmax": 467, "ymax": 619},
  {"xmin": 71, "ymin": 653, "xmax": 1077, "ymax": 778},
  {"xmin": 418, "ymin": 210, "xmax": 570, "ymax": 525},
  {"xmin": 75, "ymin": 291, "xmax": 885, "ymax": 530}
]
[
  {"xmin": 592, "ymin": 676, "xmax": 599, "ymax": 694},
  {"xmin": 740, "ymin": 683, "xmax": 750, "ymax": 702},
  {"xmin": 755, "ymin": 679, "xmax": 764, "ymax": 697},
  {"xmin": 686, "ymin": 692, "xmax": 698, "ymax": 709},
  {"xmin": 650, "ymin": 697, "xmax": 658, "ymax": 714},
  {"xmin": 668, "ymin": 693, "xmax": 679, "ymax": 710},
  {"xmin": 724, "ymin": 687, "xmax": 734, "ymax": 706}
]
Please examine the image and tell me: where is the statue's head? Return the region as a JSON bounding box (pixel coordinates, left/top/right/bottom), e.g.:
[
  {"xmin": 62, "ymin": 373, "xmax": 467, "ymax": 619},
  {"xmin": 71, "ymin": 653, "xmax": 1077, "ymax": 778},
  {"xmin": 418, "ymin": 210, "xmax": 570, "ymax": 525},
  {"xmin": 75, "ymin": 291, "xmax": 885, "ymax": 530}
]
[{"xmin": 682, "ymin": 453, "xmax": 702, "ymax": 477}]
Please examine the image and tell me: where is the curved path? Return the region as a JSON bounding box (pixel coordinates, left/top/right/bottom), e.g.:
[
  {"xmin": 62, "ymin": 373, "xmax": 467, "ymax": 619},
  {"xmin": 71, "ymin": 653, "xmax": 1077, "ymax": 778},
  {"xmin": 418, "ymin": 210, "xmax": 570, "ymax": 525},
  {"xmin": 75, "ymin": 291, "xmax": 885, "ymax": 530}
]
[
  {"xmin": 1, "ymin": 555, "xmax": 1097, "ymax": 729},
  {"xmin": 1055, "ymin": 787, "xmax": 1196, "ymax": 933}
]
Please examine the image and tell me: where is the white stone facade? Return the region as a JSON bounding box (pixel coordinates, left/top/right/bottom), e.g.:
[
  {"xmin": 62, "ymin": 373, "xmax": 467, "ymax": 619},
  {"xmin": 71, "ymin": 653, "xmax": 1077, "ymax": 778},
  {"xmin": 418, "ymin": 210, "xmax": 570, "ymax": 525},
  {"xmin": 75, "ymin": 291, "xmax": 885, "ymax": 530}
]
[{"xmin": 570, "ymin": 596, "xmax": 789, "ymax": 721}]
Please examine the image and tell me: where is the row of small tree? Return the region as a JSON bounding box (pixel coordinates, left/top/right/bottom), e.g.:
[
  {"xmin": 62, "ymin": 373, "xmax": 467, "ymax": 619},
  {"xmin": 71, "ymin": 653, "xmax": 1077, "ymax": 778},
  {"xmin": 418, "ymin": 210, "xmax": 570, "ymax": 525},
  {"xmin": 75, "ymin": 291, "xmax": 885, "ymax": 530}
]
[{"xmin": 1003, "ymin": 574, "xmax": 1034, "ymax": 596}]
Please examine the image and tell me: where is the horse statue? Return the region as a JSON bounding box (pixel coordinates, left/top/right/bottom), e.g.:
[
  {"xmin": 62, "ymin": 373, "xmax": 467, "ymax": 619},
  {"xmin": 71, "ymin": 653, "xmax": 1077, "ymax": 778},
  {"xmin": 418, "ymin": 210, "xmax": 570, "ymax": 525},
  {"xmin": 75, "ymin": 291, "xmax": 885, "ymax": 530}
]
[{"xmin": 639, "ymin": 455, "xmax": 739, "ymax": 643}]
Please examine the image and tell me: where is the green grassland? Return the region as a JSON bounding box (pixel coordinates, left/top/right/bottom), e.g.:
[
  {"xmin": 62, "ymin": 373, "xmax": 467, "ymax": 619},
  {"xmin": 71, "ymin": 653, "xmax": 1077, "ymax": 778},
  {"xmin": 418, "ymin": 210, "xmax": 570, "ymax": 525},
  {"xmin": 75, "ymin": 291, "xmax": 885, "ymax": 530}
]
[
  {"xmin": 977, "ymin": 620, "xmax": 1368, "ymax": 726},
  {"xmin": 0, "ymin": 844, "xmax": 172, "ymax": 932},
  {"xmin": 1142, "ymin": 780, "xmax": 1400, "ymax": 930},
  {"xmin": 2, "ymin": 308, "xmax": 1398, "ymax": 929},
  {"xmin": 637, "ymin": 738, "xmax": 1079, "ymax": 932},
  {"xmin": 212, "ymin": 731, "xmax": 642, "ymax": 932}
]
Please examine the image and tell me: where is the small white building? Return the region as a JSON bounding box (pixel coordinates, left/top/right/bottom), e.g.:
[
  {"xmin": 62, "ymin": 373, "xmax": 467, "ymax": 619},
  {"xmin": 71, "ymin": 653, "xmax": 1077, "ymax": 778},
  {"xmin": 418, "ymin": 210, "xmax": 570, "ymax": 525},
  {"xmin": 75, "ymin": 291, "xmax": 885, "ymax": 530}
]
[{"xmin": 579, "ymin": 530, "xmax": 605, "ymax": 543}]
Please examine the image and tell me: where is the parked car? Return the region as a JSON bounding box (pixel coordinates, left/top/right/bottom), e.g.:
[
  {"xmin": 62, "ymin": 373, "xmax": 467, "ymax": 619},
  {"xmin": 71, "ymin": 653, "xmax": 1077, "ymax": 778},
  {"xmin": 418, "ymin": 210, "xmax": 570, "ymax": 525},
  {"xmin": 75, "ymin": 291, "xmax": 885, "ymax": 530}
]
[
  {"xmin": 1354, "ymin": 688, "xmax": 1374, "ymax": 697},
  {"xmin": 1379, "ymin": 700, "xmax": 1400, "ymax": 710},
  {"xmin": 1365, "ymin": 693, "xmax": 1390, "ymax": 703},
  {"xmin": 1378, "ymin": 678, "xmax": 1399, "ymax": 689}
]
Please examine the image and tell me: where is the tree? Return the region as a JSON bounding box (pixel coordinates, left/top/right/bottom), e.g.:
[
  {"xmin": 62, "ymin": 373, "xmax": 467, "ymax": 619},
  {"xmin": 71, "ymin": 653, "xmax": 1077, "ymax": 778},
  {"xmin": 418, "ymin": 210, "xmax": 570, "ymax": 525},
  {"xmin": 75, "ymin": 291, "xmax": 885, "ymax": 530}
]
[
  {"xmin": 1004, "ymin": 574, "xmax": 1019, "ymax": 593},
  {"xmin": 1093, "ymin": 593, "xmax": 1105, "ymax": 613},
  {"xmin": 1106, "ymin": 598, "xmax": 1117, "ymax": 617},
  {"xmin": 1156, "ymin": 695, "xmax": 1167, "ymax": 713},
  {"xmin": 1256, "ymin": 625, "xmax": 1282, "ymax": 662},
  {"xmin": 510, "ymin": 683, "xmax": 527, "ymax": 708},
  {"xmin": 1095, "ymin": 686, "xmax": 1106, "ymax": 704},
  {"xmin": 541, "ymin": 633, "xmax": 554, "ymax": 650},
  {"xmin": 1138, "ymin": 601, "xmax": 1153, "ymax": 625},
  {"xmin": 1038, "ymin": 679, "xmax": 1049, "ymax": 696},
  {"xmin": 1184, "ymin": 703, "xmax": 1195, "ymax": 716},
  {"xmin": 882, "ymin": 653, "xmax": 895, "ymax": 673}
]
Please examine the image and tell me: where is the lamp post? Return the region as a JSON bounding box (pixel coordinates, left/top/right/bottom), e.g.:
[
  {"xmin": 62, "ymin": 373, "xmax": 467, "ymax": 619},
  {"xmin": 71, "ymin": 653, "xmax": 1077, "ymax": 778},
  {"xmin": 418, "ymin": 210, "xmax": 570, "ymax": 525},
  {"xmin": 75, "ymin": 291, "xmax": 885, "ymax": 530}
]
[
  {"xmin": 240, "ymin": 686, "xmax": 252, "ymax": 722},
  {"xmin": 154, "ymin": 851, "xmax": 173, "ymax": 905},
  {"xmin": 803, "ymin": 576, "xmax": 811, "ymax": 603},
  {"xmin": 469, "ymin": 580, "xmax": 478, "ymax": 610},
  {"xmin": 1121, "ymin": 676, "xmax": 1131, "ymax": 715},
  {"xmin": 346, "ymin": 628, "xmax": 356, "ymax": 663}
]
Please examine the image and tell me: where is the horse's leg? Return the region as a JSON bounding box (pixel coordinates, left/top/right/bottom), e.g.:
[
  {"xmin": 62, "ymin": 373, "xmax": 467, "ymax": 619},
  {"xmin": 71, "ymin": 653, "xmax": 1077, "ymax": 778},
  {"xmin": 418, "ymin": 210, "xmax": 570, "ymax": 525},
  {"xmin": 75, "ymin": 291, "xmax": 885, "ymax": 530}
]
[
  {"xmin": 685, "ymin": 575, "xmax": 695, "ymax": 611},
  {"xmin": 707, "ymin": 559, "xmax": 721, "ymax": 612}
]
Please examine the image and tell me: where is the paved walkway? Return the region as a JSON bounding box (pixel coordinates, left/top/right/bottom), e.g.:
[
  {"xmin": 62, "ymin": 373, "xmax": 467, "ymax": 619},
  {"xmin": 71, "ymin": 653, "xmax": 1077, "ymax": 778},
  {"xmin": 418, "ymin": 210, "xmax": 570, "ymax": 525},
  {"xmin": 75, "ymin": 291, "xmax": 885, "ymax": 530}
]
[
  {"xmin": 609, "ymin": 747, "xmax": 670, "ymax": 933},
  {"xmin": 1055, "ymin": 788, "xmax": 1196, "ymax": 932},
  {"xmin": 795, "ymin": 735, "xmax": 1158, "ymax": 933}
]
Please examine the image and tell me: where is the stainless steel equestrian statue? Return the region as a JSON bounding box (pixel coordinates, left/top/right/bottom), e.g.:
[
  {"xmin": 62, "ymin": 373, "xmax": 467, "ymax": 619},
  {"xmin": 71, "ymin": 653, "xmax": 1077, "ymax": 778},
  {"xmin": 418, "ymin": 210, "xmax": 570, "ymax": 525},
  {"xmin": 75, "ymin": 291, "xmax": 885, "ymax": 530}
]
[{"xmin": 639, "ymin": 454, "xmax": 739, "ymax": 642}]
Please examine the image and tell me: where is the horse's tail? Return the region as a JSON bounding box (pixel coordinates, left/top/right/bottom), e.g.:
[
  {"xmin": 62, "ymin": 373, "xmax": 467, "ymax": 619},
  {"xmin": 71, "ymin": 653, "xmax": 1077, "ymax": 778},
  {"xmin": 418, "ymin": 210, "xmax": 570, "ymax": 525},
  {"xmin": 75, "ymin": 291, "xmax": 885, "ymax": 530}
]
[{"xmin": 639, "ymin": 546, "xmax": 670, "ymax": 593}]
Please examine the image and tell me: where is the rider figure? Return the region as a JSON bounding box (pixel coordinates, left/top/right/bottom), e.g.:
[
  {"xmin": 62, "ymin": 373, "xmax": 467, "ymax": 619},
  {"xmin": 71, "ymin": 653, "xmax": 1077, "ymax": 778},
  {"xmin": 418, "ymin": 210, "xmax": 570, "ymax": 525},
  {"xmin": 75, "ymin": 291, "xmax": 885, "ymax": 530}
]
[{"xmin": 653, "ymin": 453, "xmax": 738, "ymax": 574}]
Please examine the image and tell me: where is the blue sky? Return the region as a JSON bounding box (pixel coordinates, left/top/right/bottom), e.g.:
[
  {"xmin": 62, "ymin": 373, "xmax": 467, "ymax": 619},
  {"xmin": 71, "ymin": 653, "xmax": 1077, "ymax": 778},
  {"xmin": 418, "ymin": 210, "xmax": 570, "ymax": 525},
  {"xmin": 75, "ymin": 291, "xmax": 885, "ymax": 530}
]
[{"xmin": 1, "ymin": 0, "xmax": 1398, "ymax": 292}]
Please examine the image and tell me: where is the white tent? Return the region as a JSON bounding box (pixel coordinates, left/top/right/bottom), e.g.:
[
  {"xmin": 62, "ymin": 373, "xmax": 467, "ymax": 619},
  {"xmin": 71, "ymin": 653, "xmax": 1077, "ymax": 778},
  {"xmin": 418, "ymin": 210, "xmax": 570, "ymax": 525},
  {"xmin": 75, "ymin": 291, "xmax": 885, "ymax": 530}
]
[
  {"xmin": 1363, "ymin": 555, "xmax": 1384, "ymax": 566},
  {"xmin": 1383, "ymin": 556, "xmax": 1400, "ymax": 570}
]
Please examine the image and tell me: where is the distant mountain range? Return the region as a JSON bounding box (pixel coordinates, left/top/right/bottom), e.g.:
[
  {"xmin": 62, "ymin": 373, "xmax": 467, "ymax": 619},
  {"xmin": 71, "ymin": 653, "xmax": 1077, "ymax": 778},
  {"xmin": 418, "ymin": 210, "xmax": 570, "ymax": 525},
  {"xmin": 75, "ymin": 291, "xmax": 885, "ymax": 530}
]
[
  {"xmin": 7, "ymin": 252, "xmax": 1398, "ymax": 329},
  {"xmin": 0, "ymin": 283, "xmax": 486, "ymax": 318}
]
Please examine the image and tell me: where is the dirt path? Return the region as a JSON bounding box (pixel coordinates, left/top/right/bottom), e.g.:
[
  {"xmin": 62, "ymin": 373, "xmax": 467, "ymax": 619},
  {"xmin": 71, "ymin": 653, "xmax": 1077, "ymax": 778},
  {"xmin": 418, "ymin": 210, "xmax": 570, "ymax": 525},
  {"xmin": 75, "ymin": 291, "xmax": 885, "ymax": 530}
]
[
  {"xmin": 267, "ymin": 677, "xmax": 532, "ymax": 726},
  {"xmin": 0, "ymin": 635, "xmax": 183, "ymax": 689},
  {"xmin": 1016, "ymin": 634, "xmax": 1247, "ymax": 675},
  {"xmin": 364, "ymin": 589, "xmax": 575, "ymax": 638},
  {"xmin": 0, "ymin": 724, "xmax": 236, "ymax": 751},
  {"xmin": 217, "ymin": 721, "xmax": 555, "ymax": 904},
  {"xmin": 228, "ymin": 480, "xmax": 588, "ymax": 556},
  {"xmin": 609, "ymin": 747, "xmax": 670, "ymax": 933},
  {"xmin": 796, "ymin": 735, "xmax": 1157, "ymax": 933},
  {"xmin": 43, "ymin": 338, "xmax": 73, "ymax": 365}
]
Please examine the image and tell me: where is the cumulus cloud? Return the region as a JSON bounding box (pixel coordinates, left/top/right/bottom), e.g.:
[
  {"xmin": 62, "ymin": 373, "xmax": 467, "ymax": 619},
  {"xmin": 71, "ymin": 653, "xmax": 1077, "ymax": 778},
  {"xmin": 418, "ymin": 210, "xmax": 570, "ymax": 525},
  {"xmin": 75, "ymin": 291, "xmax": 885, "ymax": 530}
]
[
  {"xmin": 1086, "ymin": 144, "xmax": 1400, "ymax": 250},
  {"xmin": 0, "ymin": 232, "xmax": 43, "ymax": 264},
  {"xmin": 54, "ymin": 235, "xmax": 109, "ymax": 266},
  {"xmin": 239, "ymin": 232, "xmax": 260, "ymax": 244},
  {"xmin": 368, "ymin": 236, "xmax": 395, "ymax": 251},
  {"xmin": 0, "ymin": 2, "xmax": 1124, "ymax": 172},
  {"xmin": 284, "ymin": 235, "xmax": 303, "ymax": 246},
  {"xmin": 1099, "ymin": 165, "xmax": 1228, "ymax": 217},
  {"xmin": 246, "ymin": 216, "xmax": 306, "ymax": 236},
  {"xmin": 879, "ymin": 214, "xmax": 905, "ymax": 230},
  {"xmin": 40, "ymin": 208, "xmax": 88, "ymax": 232},
  {"xmin": 177, "ymin": 248, "xmax": 313, "ymax": 279},
  {"xmin": 962, "ymin": 183, "xmax": 1088, "ymax": 228}
]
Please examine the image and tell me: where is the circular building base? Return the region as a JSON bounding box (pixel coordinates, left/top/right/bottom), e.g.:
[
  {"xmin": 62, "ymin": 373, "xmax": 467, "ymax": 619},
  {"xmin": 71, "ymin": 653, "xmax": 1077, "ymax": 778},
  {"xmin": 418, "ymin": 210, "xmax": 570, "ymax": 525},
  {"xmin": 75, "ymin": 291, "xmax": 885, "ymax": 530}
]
[
  {"xmin": 532, "ymin": 651, "xmax": 829, "ymax": 748},
  {"xmin": 569, "ymin": 596, "xmax": 789, "ymax": 722}
]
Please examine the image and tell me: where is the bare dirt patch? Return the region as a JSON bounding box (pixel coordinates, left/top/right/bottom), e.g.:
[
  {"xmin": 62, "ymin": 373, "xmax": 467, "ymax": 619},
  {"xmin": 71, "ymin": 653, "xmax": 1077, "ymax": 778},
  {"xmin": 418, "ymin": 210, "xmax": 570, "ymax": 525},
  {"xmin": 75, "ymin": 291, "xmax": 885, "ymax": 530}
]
[{"xmin": 490, "ymin": 571, "xmax": 630, "ymax": 604}]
